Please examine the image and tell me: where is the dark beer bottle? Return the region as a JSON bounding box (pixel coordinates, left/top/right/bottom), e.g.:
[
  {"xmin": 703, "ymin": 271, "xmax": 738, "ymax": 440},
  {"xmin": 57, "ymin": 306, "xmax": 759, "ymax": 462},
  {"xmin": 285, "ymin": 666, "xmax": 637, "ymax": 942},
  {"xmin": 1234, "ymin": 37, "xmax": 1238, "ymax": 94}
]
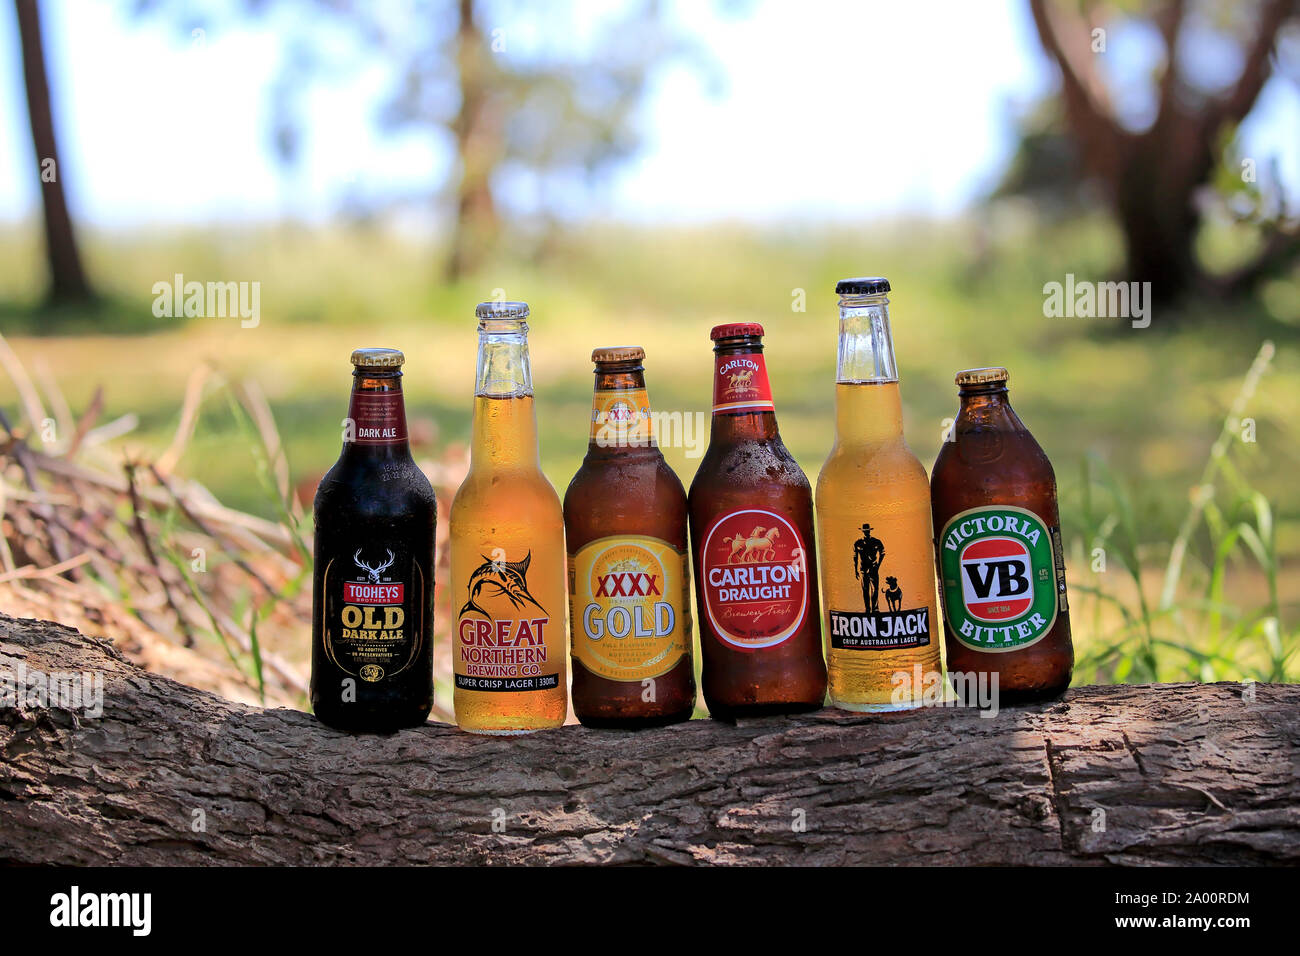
[
  {"xmin": 930, "ymin": 367, "xmax": 1073, "ymax": 704},
  {"xmin": 688, "ymin": 323, "xmax": 826, "ymax": 719},
  {"xmin": 564, "ymin": 346, "xmax": 695, "ymax": 727},
  {"xmin": 311, "ymin": 348, "xmax": 436, "ymax": 732}
]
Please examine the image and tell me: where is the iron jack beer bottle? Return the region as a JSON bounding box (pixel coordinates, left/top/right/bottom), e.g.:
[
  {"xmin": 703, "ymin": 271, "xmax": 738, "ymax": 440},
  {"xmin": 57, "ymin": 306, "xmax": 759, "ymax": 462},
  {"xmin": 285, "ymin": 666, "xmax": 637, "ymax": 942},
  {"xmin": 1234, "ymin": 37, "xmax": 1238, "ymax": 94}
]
[
  {"xmin": 564, "ymin": 347, "xmax": 695, "ymax": 727},
  {"xmin": 816, "ymin": 278, "xmax": 942, "ymax": 711},
  {"xmin": 450, "ymin": 301, "xmax": 568, "ymax": 733},
  {"xmin": 311, "ymin": 348, "xmax": 436, "ymax": 732},
  {"xmin": 930, "ymin": 367, "xmax": 1074, "ymax": 704},
  {"xmin": 688, "ymin": 323, "xmax": 826, "ymax": 719}
]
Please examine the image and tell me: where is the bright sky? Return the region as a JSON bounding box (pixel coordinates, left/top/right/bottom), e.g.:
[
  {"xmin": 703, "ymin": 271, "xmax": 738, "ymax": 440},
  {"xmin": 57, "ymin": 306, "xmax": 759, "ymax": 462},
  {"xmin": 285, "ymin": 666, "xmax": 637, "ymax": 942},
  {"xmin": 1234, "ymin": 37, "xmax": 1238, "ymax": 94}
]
[{"xmin": 1, "ymin": 0, "xmax": 1296, "ymax": 227}]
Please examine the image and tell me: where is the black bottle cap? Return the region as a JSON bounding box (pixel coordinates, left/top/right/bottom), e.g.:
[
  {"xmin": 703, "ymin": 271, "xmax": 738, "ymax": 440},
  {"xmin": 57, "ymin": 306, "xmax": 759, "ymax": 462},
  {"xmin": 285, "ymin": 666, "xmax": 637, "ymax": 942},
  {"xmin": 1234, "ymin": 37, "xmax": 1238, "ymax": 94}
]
[{"xmin": 835, "ymin": 277, "xmax": 891, "ymax": 296}]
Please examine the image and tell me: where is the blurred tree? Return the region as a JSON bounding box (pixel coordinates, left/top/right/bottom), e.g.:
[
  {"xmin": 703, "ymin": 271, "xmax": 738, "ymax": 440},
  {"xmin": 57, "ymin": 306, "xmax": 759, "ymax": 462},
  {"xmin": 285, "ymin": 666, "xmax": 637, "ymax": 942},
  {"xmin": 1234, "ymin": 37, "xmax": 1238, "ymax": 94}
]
[
  {"xmin": 138, "ymin": 0, "xmax": 722, "ymax": 280},
  {"xmin": 1012, "ymin": 0, "xmax": 1300, "ymax": 303},
  {"xmin": 12, "ymin": 0, "xmax": 96, "ymax": 304}
]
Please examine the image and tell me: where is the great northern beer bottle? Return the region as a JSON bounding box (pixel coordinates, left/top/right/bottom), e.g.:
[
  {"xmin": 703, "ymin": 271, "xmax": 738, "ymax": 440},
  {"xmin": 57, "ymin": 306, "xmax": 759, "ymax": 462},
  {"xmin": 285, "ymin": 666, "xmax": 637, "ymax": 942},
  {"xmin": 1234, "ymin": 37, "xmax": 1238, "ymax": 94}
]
[
  {"xmin": 688, "ymin": 323, "xmax": 826, "ymax": 719},
  {"xmin": 564, "ymin": 347, "xmax": 695, "ymax": 727},
  {"xmin": 311, "ymin": 348, "xmax": 436, "ymax": 732},
  {"xmin": 449, "ymin": 301, "xmax": 568, "ymax": 733},
  {"xmin": 816, "ymin": 278, "xmax": 941, "ymax": 711},
  {"xmin": 930, "ymin": 367, "xmax": 1074, "ymax": 704}
]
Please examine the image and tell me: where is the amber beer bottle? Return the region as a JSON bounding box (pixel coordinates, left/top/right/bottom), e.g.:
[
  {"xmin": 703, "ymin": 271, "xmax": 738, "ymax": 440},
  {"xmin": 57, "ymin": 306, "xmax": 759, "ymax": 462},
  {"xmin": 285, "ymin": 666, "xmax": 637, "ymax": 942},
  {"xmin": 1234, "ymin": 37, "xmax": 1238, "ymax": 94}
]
[
  {"xmin": 311, "ymin": 348, "xmax": 436, "ymax": 732},
  {"xmin": 689, "ymin": 323, "xmax": 826, "ymax": 719},
  {"xmin": 564, "ymin": 347, "xmax": 695, "ymax": 727},
  {"xmin": 816, "ymin": 278, "xmax": 941, "ymax": 711},
  {"xmin": 449, "ymin": 301, "xmax": 567, "ymax": 733},
  {"xmin": 930, "ymin": 367, "xmax": 1074, "ymax": 704}
]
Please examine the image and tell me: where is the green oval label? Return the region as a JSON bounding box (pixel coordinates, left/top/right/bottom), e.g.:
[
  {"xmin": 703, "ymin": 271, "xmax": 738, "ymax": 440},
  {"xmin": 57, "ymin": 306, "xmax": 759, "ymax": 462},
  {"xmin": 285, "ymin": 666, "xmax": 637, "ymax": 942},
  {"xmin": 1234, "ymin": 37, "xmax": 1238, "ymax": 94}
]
[{"xmin": 938, "ymin": 506, "xmax": 1060, "ymax": 652}]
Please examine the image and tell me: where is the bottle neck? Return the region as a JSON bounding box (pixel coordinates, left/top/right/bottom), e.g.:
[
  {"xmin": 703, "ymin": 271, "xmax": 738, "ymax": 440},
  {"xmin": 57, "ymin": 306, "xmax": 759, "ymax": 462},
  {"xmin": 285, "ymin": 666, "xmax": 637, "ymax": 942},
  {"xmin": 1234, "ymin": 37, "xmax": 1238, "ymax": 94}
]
[
  {"xmin": 344, "ymin": 369, "xmax": 410, "ymax": 460},
  {"xmin": 955, "ymin": 384, "xmax": 1022, "ymax": 432},
  {"xmin": 471, "ymin": 319, "xmax": 541, "ymax": 470},
  {"xmin": 832, "ymin": 293, "xmax": 903, "ymax": 445},
  {"xmin": 711, "ymin": 336, "xmax": 779, "ymax": 443},
  {"xmin": 836, "ymin": 292, "xmax": 897, "ymax": 383},
  {"xmin": 589, "ymin": 362, "xmax": 656, "ymax": 454}
]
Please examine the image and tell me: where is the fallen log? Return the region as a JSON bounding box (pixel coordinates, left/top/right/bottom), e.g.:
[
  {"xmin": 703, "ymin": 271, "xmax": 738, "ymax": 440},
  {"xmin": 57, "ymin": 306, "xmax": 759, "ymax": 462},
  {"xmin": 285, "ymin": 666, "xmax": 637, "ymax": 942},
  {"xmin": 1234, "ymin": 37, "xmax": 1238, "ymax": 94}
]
[{"xmin": 1, "ymin": 612, "xmax": 1296, "ymax": 865}]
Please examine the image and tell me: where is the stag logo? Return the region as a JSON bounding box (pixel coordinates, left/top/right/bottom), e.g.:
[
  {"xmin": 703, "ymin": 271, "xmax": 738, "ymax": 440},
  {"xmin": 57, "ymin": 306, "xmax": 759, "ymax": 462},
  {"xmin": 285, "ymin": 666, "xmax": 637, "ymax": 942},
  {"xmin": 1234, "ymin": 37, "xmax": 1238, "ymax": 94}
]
[
  {"xmin": 459, "ymin": 550, "xmax": 547, "ymax": 620},
  {"xmin": 354, "ymin": 548, "xmax": 395, "ymax": 583}
]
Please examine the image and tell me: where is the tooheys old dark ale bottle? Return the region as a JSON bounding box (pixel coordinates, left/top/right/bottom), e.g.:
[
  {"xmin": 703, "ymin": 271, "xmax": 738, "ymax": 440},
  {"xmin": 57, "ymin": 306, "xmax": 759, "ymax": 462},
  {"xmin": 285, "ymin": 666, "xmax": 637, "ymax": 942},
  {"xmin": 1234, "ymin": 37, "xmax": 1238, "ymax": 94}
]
[
  {"xmin": 311, "ymin": 348, "xmax": 436, "ymax": 732},
  {"xmin": 931, "ymin": 367, "xmax": 1073, "ymax": 705},
  {"xmin": 564, "ymin": 346, "xmax": 694, "ymax": 728},
  {"xmin": 689, "ymin": 323, "xmax": 826, "ymax": 719}
]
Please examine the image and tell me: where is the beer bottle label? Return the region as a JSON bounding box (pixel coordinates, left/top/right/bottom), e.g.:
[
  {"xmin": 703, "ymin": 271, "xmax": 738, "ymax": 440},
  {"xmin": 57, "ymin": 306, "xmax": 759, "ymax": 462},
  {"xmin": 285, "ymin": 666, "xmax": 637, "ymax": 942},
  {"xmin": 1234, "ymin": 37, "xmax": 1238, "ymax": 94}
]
[
  {"xmin": 712, "ymin": 351, "xmax": 775, "ymax": 415},
  {"xmin": 568, "ymin": 535, "xmax": 690, "ymax": 682},
  {"xmin": 937, "ymin": 505, "xmax": 1063, "ymax": 652},
  {"xmin": 454, "ymin": 549, "xmax": 563, "ymax": 693},
  {"xmin": 825, "ymin": 515, "xmax": 934, "ymax": 651},
  {"xmin": 698, "ymin": 508, "xmax": 810, "ymax": 649},
  {"xmin": 590, "ymin": 388, "xmax": 653, "ymax": 447},
  {"xmin": 347, "ymin": 391, "xmax": 408, "ymax": 445},
  {"xmin": 321, "ymin": 545, "xmax": 425, "ymax": 681}
]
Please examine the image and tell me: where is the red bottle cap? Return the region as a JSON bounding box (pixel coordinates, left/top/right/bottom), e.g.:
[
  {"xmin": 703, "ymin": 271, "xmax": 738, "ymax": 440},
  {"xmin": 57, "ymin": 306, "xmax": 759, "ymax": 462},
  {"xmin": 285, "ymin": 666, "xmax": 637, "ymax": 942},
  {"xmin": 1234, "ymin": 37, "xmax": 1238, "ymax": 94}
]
[{"xmin": 710, "ymin": 322, "xmax": 765, "ymax": 341}]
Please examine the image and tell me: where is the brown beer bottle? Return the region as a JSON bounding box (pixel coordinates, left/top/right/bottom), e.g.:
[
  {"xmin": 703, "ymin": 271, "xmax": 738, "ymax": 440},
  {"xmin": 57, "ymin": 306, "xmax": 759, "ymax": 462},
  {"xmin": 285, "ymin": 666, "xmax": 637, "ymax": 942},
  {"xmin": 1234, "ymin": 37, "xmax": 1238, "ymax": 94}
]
[
  {"xmin": 311, "ymin": 348, "xmax": 437, "ymax": 732},
  {"xmin": 930, "ymin": 367, "xmax": 1073, "ymax": 705},
  {"xmin": 564, "ymin": 347, "xmax": 695, "ymax": 727},
  {"xmin": 688, "ymin": 323, "xmax": 826, "ymax": 719}
]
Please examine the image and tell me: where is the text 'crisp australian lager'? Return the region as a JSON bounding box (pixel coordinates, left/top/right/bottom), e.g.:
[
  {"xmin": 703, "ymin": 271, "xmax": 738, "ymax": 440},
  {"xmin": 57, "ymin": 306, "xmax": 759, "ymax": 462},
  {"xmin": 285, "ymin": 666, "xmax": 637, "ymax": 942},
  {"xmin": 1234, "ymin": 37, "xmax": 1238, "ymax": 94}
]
[
  {"xmin": 689, "ymin": 323, "xmax": 826, "ymax": 719},
  {"xmin": 931, "ymin": 367, "xmax": 1074, "ymax": 704},
  {"xmin": 450, "ymin": 301, "xmax": 567, "ymax": 733},
  {"xmin": 311, "ymin": 348, "xmax": 436, "ymax": 732},
  {"xmin": 816, "ymin": 278, "xmax": 941, "ymax": 711},
  {"xmin": 564, "ymin": 346, "xmax": 695, "ymax": 727}
]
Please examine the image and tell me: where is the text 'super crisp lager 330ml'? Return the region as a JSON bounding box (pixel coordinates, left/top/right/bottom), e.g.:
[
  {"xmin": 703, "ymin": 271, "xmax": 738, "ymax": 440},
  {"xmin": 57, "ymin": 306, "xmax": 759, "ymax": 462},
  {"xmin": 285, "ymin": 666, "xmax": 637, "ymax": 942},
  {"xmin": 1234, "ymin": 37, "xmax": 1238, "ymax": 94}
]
[
  {"xmin": 449, "ymin": 301, "xmax": 567, "ymax": 733},
  {"xmin": 815, "ymin": 278, "xmax": 942, "ymax": 711}
]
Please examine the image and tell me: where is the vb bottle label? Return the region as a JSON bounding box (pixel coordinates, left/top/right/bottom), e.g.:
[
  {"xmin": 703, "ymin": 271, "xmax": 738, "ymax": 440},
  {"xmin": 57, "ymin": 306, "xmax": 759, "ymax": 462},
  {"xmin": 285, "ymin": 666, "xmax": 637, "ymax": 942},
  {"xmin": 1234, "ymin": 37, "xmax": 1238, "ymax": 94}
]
[{"xmin": 938, "ymin": 505, "xmax": 1062, "ymax": 652}]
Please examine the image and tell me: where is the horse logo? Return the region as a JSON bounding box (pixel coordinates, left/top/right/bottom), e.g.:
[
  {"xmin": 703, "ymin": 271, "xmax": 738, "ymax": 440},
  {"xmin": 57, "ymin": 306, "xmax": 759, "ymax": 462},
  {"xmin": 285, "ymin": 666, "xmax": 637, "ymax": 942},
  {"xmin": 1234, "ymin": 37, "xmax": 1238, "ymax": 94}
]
[{"xmin": 721, "ymin": 526, "xmax": 783, "ymax": 563}]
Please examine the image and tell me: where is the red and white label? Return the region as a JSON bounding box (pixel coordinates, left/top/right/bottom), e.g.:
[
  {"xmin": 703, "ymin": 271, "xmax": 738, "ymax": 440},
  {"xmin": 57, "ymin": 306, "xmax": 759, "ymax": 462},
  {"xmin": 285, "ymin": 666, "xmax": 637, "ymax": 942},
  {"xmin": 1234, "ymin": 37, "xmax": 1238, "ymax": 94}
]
[
  {"xmin": 347, "ymin": 391, "xmax": 408, "ymax": 445},
  {"xmin": 343, "ymin": 582, "xmax": 405, "ymax": 604},
  {"xmin": 959, "ymin": 536, "xmax": 1033, "ymax": 622},
  {"xmin": 699, "ymin": 508, "xmax": 809, "ymax": 649},
  {"xmin": 712, "ymin": 352, "xmax": 775, "ymax": 415}
]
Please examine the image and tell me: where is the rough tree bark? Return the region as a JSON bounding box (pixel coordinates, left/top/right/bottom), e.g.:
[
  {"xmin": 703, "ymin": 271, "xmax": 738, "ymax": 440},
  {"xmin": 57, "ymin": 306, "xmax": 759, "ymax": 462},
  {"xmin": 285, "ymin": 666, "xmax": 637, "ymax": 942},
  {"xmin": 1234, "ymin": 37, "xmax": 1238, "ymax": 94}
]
[{"xmin": 1, "ymin": 612, "xmax": 1296, "ymax": 865}]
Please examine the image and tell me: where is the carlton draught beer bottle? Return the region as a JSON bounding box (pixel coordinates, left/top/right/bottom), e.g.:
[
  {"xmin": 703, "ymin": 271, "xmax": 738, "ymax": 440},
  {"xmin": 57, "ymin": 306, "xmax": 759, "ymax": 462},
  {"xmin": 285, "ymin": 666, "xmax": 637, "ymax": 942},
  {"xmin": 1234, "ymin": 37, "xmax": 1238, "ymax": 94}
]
[
  {"xmin": 816, "ymin": 278, "xmax": 941, "ymax": 711},
  {"xmin": 930, "ymin": 367, "xmax": 1073, "ymax": 704},
  {"xmin": 311, "ymin": 348, "xmax": 436, "ymax": 732},
  {"xmin": 688, "ymin": 323, "xmax": 826, "ymax": 719},
  {"xmin": 564, "ymin": 347, "xmax": 694, "ymax": 727},
  {"xmin": 449, "ymin": 301, "xmax": 567, "ymax": 733}
]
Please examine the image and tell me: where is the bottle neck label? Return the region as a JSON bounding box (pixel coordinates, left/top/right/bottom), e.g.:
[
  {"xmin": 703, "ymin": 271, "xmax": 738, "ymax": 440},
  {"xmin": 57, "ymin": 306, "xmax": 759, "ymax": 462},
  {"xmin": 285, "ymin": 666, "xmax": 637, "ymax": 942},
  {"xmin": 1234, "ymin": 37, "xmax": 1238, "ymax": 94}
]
[
  {"xmin": 590, "ymin": 387, "xmax": 654, "ymax": 447},
  {"xmin": 347, "ymin": 390, "xmax": 408, "ymax": 445},
  {"xmin": 697, "ymin": 508, "xmax": 809, "ymax": 650},
  {"xmin": 712, "ymin": 351, "xmax": 774, "ymax": 415},
  {"xmin": 937, "ymin": 505, "xmax": 1064, "ymax": 652}
]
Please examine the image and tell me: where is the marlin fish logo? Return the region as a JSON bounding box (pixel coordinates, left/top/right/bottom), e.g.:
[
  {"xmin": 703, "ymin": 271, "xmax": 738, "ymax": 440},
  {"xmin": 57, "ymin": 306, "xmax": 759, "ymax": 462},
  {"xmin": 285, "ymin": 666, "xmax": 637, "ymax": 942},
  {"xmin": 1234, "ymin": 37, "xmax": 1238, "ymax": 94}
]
[{"xmin": 459, "ymin": 550, "xmax": 547, "ymax": 620}]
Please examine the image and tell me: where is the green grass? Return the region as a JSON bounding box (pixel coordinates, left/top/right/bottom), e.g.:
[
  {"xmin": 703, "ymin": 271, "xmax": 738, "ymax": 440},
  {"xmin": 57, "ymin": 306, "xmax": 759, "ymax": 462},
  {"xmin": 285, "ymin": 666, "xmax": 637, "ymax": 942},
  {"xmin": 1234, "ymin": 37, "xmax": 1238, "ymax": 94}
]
[{"xmin": 2, "ymin": 217, "xmax": 1297, "ymax": 684}]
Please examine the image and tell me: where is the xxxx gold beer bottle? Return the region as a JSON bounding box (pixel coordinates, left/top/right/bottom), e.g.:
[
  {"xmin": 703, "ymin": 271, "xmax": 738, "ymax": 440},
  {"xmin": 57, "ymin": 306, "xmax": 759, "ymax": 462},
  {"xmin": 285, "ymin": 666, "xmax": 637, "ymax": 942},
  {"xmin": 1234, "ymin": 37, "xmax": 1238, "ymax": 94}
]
[
  {"xmin": 449, "ymin": 301, "xmax": 567, "ymax": 733},
  {"xmin": 688, "ymin": 323, "xmax": 826, "ymax": 719},
  {"xmin": 816, "ymin": 279, "xmax": 941, "ymax": 711},
  {"xmin": 311, "ymin": 348, "xmax": 436, "ymax": 732},
  {"xmin": 931, "ymin": 367, "xmax": 1073, "ymax": 704},
  {"xmin": 564, "ymin": 347, "xmax": 694, "ymax": 727}
]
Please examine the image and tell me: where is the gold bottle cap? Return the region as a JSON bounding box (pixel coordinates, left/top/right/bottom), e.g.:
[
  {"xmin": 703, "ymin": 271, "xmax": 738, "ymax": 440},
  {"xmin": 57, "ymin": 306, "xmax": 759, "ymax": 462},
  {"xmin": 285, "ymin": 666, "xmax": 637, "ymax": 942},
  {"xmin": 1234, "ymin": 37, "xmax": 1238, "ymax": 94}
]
[
  {"xmin": 955, "ymin": 366, "xmax": 1009, "ymax": 387},
  {"xmin": 591, "ymin": 346, "xmax": 645, "ymax": 364},
  {"xmin": 350, "ymin": 348, "xmax": 405, "ymax": 368}
]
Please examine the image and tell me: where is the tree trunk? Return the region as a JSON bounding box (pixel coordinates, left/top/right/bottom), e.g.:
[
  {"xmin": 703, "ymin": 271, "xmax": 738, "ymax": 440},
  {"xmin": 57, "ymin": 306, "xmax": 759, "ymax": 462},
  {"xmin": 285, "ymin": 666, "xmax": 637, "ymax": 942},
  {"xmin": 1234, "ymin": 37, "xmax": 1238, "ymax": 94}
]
[
  {"xmin": 13, "ymin": 0, "xmax": 95, "ymax": 305},
  {"xmin": 1, "ymin": 612, "xmax": 1296, "ymax": 865},
  {"xmin": 444, "ymin": 0, "xmax": 501, "ymax": 282}
]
